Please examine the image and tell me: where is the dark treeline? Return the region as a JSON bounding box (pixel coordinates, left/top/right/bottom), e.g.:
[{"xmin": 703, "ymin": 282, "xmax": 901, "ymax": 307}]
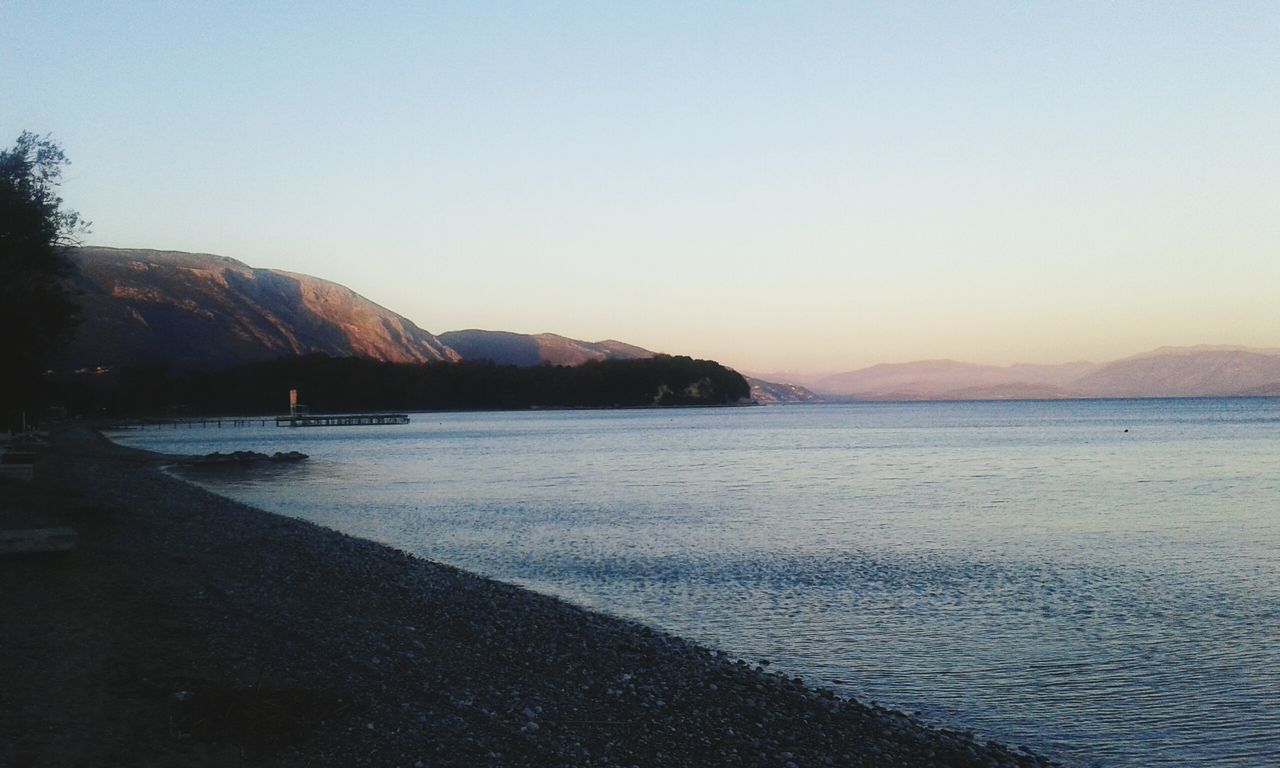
[
  {"xmin": 2, "ymin": 133, "xmax": 87, "ymax": 429},
  {"xmin": 55, "ymin": 354, "xmax": 751, "ymax": 417}
]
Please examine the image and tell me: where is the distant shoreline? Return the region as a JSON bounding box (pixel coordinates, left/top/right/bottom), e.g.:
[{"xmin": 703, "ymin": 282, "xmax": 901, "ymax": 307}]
[
  {"xmin": 98, "ymin": 400, "xmax": 761, "ymax": 430},
  {"xmin": 96, "ymin": 393, "xmax": 1280, "ymax": 431}
]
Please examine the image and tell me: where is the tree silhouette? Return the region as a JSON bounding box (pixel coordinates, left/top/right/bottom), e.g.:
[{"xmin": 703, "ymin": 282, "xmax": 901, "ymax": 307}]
[
  {"xmin": 0, "ymin": 132, "xmax": 88, "ymax": 428},
  {"xmin": 51, "ymin": 354, "xmax": 754, "ymax": 417}
]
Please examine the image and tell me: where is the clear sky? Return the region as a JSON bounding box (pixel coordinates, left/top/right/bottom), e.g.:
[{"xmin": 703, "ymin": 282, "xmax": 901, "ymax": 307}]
[{"xmin": 4, "ymin": 2, "xmax": 1278, "ymax": 373}]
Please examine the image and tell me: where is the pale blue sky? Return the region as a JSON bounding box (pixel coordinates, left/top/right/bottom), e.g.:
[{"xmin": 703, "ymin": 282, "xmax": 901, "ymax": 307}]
[{"xmin": 4, "ymin": 2, "xmax": 1278, "ymax": 372}]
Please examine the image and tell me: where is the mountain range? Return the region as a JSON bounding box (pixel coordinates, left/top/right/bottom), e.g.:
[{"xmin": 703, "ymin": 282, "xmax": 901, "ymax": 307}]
[
  {"xmin": 63, "ymin": 247, "xmax": 659, "ymax": 370},
  {"xmin": 62, "ymin": 247, "xmax": 1279, "ymax": 402},
  {"xmin": 61, "ymin": 247, "xmax": 805, "ymax": 403},
  {"xmin": 766, "ymin": 345, "xmax": 1280, "ymax": 400}
]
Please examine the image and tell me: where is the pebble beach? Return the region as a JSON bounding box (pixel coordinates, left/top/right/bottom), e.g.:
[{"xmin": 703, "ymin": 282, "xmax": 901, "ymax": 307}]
[{"xmin": 1, "ymin": 426, "xmax": 1058, "ymax": 767}]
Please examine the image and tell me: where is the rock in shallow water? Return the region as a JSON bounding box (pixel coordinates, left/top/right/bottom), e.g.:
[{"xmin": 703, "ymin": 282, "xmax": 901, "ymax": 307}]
[{"xmin": 186, "ymin": 449, "xmax": 309, "ymax": 466}]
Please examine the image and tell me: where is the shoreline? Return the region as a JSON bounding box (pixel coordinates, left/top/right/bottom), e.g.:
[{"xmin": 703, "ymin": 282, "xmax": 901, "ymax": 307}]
[{"xmin": 2, "ymin": 425, "xmax": 1058, "ymax": 767}]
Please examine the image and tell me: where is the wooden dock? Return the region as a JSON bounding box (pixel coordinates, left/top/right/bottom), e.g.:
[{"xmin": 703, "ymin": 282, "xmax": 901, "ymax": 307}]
[
  {"xmin": 113, "ymin": 418, "xmax": 276, "ymax": 430},
  {"xmin": 275, "ymin": 413, "xmax": 410, "ymax": 428}
]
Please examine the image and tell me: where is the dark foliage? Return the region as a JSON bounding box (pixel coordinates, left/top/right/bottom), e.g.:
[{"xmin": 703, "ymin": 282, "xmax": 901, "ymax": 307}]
[
  {"xmin": 55, "ymin": 354, "xmax": 752, "ymax": 417},
  {"xmin": 1, "ymin": 132, "xmax": 87, "ymax": 427}
]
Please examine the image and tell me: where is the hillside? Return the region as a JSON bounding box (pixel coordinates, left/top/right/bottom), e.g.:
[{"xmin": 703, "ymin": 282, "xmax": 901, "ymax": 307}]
[
  {"xmin": 745, "ymin": 377, "xmax": 823, "ymax": 404},
  {"xmin": 438, "ymin": 330, "xmax": 652, "ymax": 367},
  {"xmin": 59, "ymin": 247, "xmax": 807, "ymax": 405},
  {"xmin": 64, "ymin": 247, "xmax": 458, "ymax": 372}
]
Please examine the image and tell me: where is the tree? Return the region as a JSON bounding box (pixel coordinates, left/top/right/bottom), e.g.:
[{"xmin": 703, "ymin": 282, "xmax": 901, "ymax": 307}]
[{"xmin": 0, "ymin": 132, "xmax": 88, "ymax": 428}]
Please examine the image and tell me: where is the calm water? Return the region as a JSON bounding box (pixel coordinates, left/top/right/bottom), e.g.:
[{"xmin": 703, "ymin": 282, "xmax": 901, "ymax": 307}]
[{"xmin": 111, "ymin": 400, "xmax": 1280, "ymax": 767}]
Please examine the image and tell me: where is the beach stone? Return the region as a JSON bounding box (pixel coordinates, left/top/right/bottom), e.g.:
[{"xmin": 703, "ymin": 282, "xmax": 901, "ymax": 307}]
[{"xmin": 14, "ymin": 424, "xmax": 1062, "ymax": 768}]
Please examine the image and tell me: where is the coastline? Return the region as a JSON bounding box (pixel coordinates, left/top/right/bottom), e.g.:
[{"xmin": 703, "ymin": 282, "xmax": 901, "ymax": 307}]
[{"xmin": 1, "ymin": 426, "xmax": 1057, "ymax": 767}]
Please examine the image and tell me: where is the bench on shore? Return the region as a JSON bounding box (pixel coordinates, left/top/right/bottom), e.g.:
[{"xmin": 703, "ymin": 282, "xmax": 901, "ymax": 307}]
[{"xmin": 0, "ymin": 527, "xmax": 78, "ymax": 555}]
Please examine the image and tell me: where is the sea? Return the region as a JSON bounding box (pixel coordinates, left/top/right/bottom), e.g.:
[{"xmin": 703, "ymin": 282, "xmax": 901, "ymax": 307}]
[{"xmin": 109, "ymin": 399, "xmax": 1280, "ymax": 767}]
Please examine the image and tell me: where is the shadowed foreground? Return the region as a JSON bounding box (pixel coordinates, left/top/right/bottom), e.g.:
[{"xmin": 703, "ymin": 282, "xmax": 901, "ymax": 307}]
[{"xmin": 0, "ymin": 427, "xmax": 1056, "ymax": 767}]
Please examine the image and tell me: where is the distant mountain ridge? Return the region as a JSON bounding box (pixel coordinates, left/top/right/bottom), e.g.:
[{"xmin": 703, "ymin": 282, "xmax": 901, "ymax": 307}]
[
  {"xmin": 803, "ymin": 348, "xmax": 1280, "ymax": 400},
  {"xmin": 1071, "ymin": 349, "xmax": 1280, "ymax": 398},
  {"xmin": 1122, "ymin": 344, "xmax": 1280, "ymax": 359},
  {"xmin": 814, "ymin": 359, "xmax": 1094, "ymax": 400}
]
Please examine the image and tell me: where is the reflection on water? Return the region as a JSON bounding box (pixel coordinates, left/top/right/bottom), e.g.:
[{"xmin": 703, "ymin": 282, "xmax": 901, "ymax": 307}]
[{"xmin": 114, "ymin": 399, "xmax": 1280, "ymax": 767}]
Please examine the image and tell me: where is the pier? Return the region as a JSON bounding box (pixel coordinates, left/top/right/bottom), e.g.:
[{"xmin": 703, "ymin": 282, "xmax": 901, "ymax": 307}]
[
  {"xmin": 110, "ymin": 391, "xmax": 411, "ymax": 430},
  {"xmin": 113, "ymin": 417, "xmax": 276, "ymax": 430},
  {"xmin": 276, "ymin": 390, "xmax": 408, "ymax": 427},
  {"xmin": 275, "ymin": 413, "xmax": 410, "ymax": 427}
]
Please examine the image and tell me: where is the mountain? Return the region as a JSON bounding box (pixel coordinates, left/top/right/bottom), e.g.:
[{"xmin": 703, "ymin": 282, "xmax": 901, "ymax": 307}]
[
  {"xmin": 1238, "ymin": 382, "xmax": 1280, "ymax": 398},
  {"xmin": 66, "ymin": 248, "xmax": 1276, "ymax": 402},
  {"xmin": 64, "ymin": 248, "xmax": 659, "ymax": 374},
  {"xmin": 815, "ymin": 360, "xmax": 1015, "ymax": 397},
  {"xmin": 438, "ymin": 329, "xmax": 652, "ymax": 367},
  {"xmin": 808, "ymin": 348, "xmax": 1280, "ymax": 400},
  {"xmin": 64, "ymin": 247, "xmax": 457, "ymax": 372},
  {"xmin": 812, "ymin": 360, "xmax": 1093, "ymax": 399},
  {"xmin": 63, "ymin": 247, "xmax": 804, "ymax": 404},
  {"xmin": 1073, "ymin": 349, "xmax": 1280, "ymax": 398}
]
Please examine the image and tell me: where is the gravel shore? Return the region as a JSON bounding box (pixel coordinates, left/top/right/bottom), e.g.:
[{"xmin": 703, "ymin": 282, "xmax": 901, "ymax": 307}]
[{"xmin": 1, "ymin": 426, "xmax": 1059, "ymax": 767}]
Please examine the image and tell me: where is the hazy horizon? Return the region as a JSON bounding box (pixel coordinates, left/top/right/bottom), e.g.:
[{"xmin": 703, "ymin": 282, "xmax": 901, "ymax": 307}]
[
  {"xmin": 7, "ymin": 3, "xmax": 1278, "ymax": 372},
  {"xmin": 742, "ymin": 343, "xmax": 1280, "ymax": 380}
]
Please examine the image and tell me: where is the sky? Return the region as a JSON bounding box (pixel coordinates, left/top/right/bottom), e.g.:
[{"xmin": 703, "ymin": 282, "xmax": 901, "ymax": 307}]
[{"xmin": 4, "ymin": 1, "xmax": 1279, "ymax": 373}]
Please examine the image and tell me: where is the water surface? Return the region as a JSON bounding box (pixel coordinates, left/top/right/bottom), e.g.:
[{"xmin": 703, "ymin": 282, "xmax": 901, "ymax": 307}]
[{"xmin": 112, "ymin": 400, "xmax": 1280, "ymax": 767}]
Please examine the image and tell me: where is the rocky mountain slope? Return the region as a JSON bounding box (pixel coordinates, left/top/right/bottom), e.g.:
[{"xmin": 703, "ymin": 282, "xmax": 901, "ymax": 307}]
[
  {"xmin": 745, "ymin": 377, "xmax": 823, "ymax": 404},
  {"xmin": 62, "ymin": 248, "xmax": 665, "ymax": 375},
  {"xmin": 64, "ymin": 247, "xmax": 458, "ymax": 371}
]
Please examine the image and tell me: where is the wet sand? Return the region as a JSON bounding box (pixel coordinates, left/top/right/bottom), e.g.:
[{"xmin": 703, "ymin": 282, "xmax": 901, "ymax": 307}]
[{"xmin": 0, "ymin": 426, "xmax": 1057, "ymax": 767}]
